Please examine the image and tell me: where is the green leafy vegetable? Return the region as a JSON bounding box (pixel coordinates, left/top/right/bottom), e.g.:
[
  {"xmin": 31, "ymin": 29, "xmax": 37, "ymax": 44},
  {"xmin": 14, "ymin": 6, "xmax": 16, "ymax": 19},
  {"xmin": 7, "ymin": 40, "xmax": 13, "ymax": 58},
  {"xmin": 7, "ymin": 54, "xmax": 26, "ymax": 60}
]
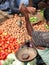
[
  {"xmin": 45, "ymin": 24, "xmax": 49, "ymax": 29},
  {"xmin": 29, "ymin": 17, "xmax": 38, "ymax": 23},
  {"xmin": 40, "ymin": 9, "xmax": 44, "ymax": 16}
]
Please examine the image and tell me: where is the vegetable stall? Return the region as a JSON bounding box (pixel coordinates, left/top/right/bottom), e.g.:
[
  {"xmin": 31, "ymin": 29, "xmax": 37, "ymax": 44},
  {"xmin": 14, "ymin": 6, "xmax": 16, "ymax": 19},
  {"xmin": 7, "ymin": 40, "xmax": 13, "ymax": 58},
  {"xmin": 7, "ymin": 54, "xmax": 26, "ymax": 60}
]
[{"xmin": 0, "ymin": 9, "xmax": 49, "ymax": 65}]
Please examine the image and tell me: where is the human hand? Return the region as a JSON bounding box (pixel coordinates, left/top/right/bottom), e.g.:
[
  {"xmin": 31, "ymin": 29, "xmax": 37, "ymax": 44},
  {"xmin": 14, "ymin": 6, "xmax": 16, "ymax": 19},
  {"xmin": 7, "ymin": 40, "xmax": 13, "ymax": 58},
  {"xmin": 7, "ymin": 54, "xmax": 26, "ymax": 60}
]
[
  {"xmin": 26, "ymin": 7, "xmax": 36, "ymax": 13},
  {"xmin": 19, "ymin": 4, "xmax": 36, "ymax": 14}
]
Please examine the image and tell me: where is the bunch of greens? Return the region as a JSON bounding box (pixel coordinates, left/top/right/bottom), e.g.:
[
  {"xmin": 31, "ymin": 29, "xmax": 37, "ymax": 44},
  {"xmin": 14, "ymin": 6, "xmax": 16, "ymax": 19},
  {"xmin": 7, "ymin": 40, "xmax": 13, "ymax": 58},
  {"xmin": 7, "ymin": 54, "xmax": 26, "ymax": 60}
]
[
  {"xmin": 40, "ymin": 9, "xmax": 44, "ymax": 16},
  {"xmin": 45, "ymin": 24, "xmax": 49, "ymax": 29},
  {"xmin": 29, "ymin": 17, "xmax": 38, "ymax": 24}
]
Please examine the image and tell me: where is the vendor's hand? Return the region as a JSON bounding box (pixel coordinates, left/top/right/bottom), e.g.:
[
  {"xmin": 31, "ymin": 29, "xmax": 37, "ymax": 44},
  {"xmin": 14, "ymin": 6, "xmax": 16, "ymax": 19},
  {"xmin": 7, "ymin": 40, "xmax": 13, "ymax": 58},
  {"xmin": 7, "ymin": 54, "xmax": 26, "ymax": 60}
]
[
  {"xmin": 19, "ymin": 4, "xmax": 29, "ymax": 15},
  {"xmin": 27, "ymin": 7, "xmax": 36, "ymax": 13},
  {"xmin": 19, "ymin": 4, "xmax": 36, "ymax": 14}
]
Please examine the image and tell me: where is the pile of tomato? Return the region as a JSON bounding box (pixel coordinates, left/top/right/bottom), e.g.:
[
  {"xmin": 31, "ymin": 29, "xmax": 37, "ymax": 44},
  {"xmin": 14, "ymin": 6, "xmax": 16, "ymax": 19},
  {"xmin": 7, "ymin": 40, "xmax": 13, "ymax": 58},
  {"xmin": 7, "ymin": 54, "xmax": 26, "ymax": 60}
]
[{"xmin": 0, "ymin": 30, "xmax": 20, "ymax": 60}]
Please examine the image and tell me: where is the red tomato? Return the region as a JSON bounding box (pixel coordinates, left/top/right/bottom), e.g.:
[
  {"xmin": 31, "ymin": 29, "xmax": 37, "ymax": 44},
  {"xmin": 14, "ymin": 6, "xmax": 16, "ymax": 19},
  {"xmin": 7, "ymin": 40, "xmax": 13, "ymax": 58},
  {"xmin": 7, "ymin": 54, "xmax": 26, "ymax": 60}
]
[
  {"xmin": 0, "ymin": 34, "xmax": 20, "ymax": 60},
  {"xmin": 0, "ymin": 30, "xmax": 3, "ymax": 35},
  {"xmin": 4, "ymin": 35, "xmax": 10, "ymax": 39}
]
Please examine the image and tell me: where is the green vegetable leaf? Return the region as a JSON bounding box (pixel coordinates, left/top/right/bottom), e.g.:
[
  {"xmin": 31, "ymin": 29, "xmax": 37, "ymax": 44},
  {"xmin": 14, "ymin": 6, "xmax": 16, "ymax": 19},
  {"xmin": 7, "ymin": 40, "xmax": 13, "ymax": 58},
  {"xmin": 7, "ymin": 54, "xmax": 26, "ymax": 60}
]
[
  {"xmin": 29, "ymin": 17, "xmax": 38, "ymax": 23},
  {"xmin": 45, "ymin": 24, "xmax": 49, "ymax": 29},
  {"xmin": 40, "ymin": 9, "xmax": 44, "ymax": 16}
]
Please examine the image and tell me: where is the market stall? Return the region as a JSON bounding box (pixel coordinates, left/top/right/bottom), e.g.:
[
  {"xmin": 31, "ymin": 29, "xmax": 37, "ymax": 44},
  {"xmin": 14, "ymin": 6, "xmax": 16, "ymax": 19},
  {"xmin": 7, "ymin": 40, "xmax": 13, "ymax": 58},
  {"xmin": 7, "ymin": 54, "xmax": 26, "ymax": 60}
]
[{"xmin": 0, "ymin": 7, "xmax": 49, "ymax": 65}]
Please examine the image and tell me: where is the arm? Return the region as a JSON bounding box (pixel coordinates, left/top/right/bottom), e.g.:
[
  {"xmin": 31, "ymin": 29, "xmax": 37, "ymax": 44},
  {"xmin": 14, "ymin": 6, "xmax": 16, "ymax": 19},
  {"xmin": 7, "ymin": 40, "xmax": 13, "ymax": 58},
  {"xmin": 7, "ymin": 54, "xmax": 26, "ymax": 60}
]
[{"xmin": 20, "ymin": 4, "xmax": 33, "ymax": 36}]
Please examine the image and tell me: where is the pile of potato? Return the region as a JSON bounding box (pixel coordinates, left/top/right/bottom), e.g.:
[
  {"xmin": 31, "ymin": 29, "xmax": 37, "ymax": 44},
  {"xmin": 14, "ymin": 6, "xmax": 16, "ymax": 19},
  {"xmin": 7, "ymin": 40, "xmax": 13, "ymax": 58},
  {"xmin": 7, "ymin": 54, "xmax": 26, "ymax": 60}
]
[
  {"xmin": 0, "ymin": 14, "xmax": 31, "ymax": 44},
  {"xmin": 33, "ymin": 21, "xmax": 49, "ymax": 32}
]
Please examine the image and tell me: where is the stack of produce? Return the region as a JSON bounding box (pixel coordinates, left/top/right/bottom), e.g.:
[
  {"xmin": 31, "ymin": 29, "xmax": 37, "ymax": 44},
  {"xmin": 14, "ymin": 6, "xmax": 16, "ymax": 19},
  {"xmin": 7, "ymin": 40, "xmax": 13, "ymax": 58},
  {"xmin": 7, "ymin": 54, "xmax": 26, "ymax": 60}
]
[
  {"xmin": 29, "ymin": 10, "xmax": 49, "ymax": 32},
  {"xmin": 0, "ymin": 31, "xmax": 20, "ymax": 60},
  {"xmin": 0, "ymin": 14, "xmax": 31, "ymax": 44},
  {"xmin": 33, "ymin": 21, "xmax": 49, "ymax": 32},
  {"xmin": 0, "ymin": 14, "xmax": 32, "ymax": 60}
]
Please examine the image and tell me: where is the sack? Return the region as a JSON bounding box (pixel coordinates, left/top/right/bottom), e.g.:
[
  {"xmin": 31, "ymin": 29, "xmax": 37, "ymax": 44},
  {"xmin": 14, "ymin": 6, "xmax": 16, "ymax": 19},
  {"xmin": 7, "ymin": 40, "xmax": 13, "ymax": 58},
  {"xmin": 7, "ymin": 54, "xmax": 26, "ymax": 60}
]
[{"xmin": 32, "ymin": 30, "xmax": 49, "ymax": 47}]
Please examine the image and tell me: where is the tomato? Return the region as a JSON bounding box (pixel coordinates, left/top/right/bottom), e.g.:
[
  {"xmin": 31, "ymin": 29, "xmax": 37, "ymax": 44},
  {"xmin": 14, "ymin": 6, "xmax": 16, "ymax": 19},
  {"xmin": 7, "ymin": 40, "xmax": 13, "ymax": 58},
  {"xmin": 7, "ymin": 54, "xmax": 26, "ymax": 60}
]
[
  {"xmin": 0, "ymin": 29, "xmax": 3, "ymax": 35},
  {"xmin": 4, "ymin": 35, "xmax": 10, "ymax": 39},
  {"xmin": 0, "ymin": 33, "xmax": 20, "ymax": 60},
  {"xmin": 0, "ymin": 52, "xmax": 6, "ymax": 60}
]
